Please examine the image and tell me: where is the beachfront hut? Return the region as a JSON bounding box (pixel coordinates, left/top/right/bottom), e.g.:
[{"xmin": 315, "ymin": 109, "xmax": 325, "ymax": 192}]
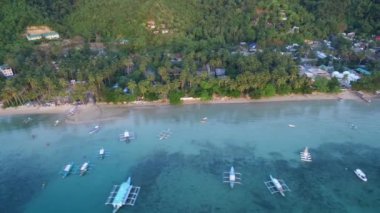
[{"xmin": 26, "ymin": 26, "xmax": 60, "ymax": 41}]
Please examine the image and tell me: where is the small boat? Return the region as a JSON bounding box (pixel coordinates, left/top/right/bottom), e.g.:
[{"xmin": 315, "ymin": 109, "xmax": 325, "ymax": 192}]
[
  {"xmin": 354, "ymin": 169, "xmax": 367, "ymax": 182},
  {"xmin": 89, "ymin": 125, "xmax": 100, "ymax": 134},
  {"xmin": 271, "ymin": 175, "xmax": 285, "ymax": 196},
  {"xmin": 62, "ymin": 163, "xmax": 73, "ymax": 178},
  {"xmin": 300, "ymin": 147, "xmax": 312, "ymax": 162},
  {"xmin": 158, "ymin": 129, "xmax": 171, "ymax": 141},
  {"xmin": 54, "ymin": 120, "xmax": 60, "ymax": 126},
  {"xmin": 200, "ymin": 117, "xmax": 208, "ymax": 123},
  {"xmin": 264, "ymin": 175, "xmax": 291, "ymax": 197},
  {"xmin": 23, "ymin": 117, "xmax": 32, "ymax": 124},
  {"xmin": 105, "ymin": 177, "xmax": 141, "ymax": 213},
  {"xmin": 223, "ymin": 166, "xmax": 241, "ymax": 188},
  {"xmin": 119, "ymin": 130, "xmax": 134, "ymax": 142},
  {"xmin": 288, "ymin": 124, "xmax": 296, "ymax": 128},
  {"xmin": 99, "ymin": 148, "xmax": 105, "ymax": 159},
  {"xmin": 66, "ymin": 106, "xmax": 78, "ymax": 116},
  {"xmin": 80, "ymin": 162, "xmax": 89, "ymax": 176}
]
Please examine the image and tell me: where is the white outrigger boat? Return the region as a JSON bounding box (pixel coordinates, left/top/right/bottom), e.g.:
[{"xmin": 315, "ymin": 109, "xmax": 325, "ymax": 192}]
[
  {"xmin": 264, "ymin": 175, "xmax": 291, "ymax": 197},
  {"xmin": 61, "ymin": 163, "xmax": 74, "ymax": 178},
  {"xmin": 80, "ymin": 162, "xmax": 89, "ymax": 176},
  {"xmin": 66, "ymin": 106, "xmax": 78, "ymax": 116},
  {"xmin": 300, "ymin": 147, "xmax": 312, "ymax": 162},
  {"xmin": 23, "ymin": 117, "xmax": 32, "ymax": 124},
  {"xmin": 105, "ymin": 177, "xmax": 141, "ymax": 213},
  {"xmin": 158, "ymin": 129, "xmax": 171, "ymax": 141},
  {"xmin": 99, "ymin": 148, "xmax": 105, "ymax": 159},
  {"xmin": 223, "ymin": 166, "xmax": 241, "ymax": 188},
  {"xmin": 89, "ymin": 125, "xmax": 100, "ymax": 134},
  {"xmin": 119, "ymin": 130, "xmax": 135, "ymax": 142},
  {"xmin": 354, "ymin": 169, "xmax": 367, "ymax": 182},
  {"xmin": 288, "ymin": 124, "xmax": 296, "ymax": 128}
]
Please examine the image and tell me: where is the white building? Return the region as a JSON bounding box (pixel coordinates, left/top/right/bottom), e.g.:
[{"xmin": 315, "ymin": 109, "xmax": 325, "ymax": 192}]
[
  {"xmin": 0, "ymin": 65, "xmax": 14, "ymax": 77},
  {"xmin": 331, "ymin": 71, "xmax": 360, "ymax": 87}
]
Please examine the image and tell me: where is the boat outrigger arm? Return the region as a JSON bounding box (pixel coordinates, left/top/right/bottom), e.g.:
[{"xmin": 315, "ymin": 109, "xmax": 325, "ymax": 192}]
[
  {"xmin": 264, "ymin": 175, "xmax": 291, "ymax": 197},
  {"xmin": 105, "ymin": 177, "xmax": 141, "ymax": 213},
  {"xmin": 223, "ymin": 166, "xmax": 241, "ymax": 188}
]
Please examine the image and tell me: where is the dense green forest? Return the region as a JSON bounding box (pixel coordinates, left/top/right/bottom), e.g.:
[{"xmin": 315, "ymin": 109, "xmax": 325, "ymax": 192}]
[{"xmin": 0, "ymin": 0, "xmax": 379, "ymax": 106}]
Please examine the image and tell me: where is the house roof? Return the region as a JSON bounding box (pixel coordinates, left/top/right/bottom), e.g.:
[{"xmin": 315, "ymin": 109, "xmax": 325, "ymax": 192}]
[
  {"xmin": 355, "ymin": 68, "xmax": 371, "ymax": 75},
  {"xmin": 215, "ymin": 68, "xmax": 226, "ymax": 76},
  {"xmin": 42, "ymin": 31, "xmax": 59, "ymax": 36}
]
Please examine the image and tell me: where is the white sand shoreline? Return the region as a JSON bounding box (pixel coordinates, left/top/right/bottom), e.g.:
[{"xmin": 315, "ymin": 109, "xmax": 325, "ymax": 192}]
[{"xmin": 0, "ymin": 90, "xmax": 376, "ymax": 118}]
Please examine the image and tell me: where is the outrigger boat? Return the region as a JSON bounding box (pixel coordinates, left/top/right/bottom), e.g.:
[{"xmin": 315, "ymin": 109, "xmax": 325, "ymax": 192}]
[
  {"xmin": 66, "ymin": 106, "xmax": 78, "ymax": 117},
  {"xmin": 288, "ymin": 124, "xmax": 296, "ymax": 128},
  {"xmin": 264, "ymin": 175, "xmax": 291, "ymax": 197},
  {"xmin": 105, "ymin": 177, "xmax": 141, "ymax": 213},
  {"xmin": 23, "ymin": 117, "xmax": 32, "ymax": 124},
  {"xmin": 300, "ymin": 147, "xmax": 312, "ymax": 162},
  {"xmin": 200, "ymin": 117, "xmax": 208, "ymax": 123},
  {"xmin": 80, "ymin": 162, "xmax": 89, "ymax": 176},
  {"xmin": 61, "ymin": 163, "xmax": 74, "ymax": 178},
  {"xmin": 89, "ymin": 125, "xmax": 100, "ymax": 134},
  {"xmin": 158, "ymin": 129, "xmax": 171, "ymax": 141},
  {"xmin": 354, "ymin": 169, "xmax": 367, "ymax": 182},
  {"xmin": 223, "ymin": 166, "xmax": 241, "ymax": 188},
  {"xmin": 99, "ymin": 148, "xmax": 105, "ymax": 159},
  {"xmin": 119, "ymin": 130, "xmax": 135, "ymax": 142}
]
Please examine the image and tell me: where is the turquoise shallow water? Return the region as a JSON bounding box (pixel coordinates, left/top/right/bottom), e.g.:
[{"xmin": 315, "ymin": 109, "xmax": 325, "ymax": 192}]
[{"xmin": 0, "ymin": 100, "xmax": 380, "ymax": 213}]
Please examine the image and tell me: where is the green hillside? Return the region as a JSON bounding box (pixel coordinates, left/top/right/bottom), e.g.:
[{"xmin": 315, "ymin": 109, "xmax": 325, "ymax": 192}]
[{"xmin": 0, "ymin": 0, "xmax": 379, "ymax": 106}]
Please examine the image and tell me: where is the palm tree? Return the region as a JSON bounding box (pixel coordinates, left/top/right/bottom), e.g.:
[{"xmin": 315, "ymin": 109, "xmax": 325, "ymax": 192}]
[
  {"xmin": 179, "ymin": 68, "xmax": 190, "ymax": 91},
  {"xmin": 122, "ymin": 57, "xmax": 134, "ymax": 75},
  {"xmin": 127, "ymin": 81, "xmax": 137, "ymax": 95},
  {"xmin": 43, "ymin": 76, "xmax": 57, "ymax": 99},
  {"xmin": 138, "ymin": 80, "xmax": 150, "ymax": 99},
  {"xmin": 158, "ymin": 67, "xmax": 169, "ymax": 83}
]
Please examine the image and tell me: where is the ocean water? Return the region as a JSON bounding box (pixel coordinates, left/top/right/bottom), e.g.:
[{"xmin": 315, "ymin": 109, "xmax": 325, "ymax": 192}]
[{"xmin": 0, "ymin": 100, "xmax": 380, "ymax": 213}]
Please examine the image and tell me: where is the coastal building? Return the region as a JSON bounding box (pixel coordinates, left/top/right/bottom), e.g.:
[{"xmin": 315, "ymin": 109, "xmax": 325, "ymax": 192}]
[
  {"xmin": 316, "ymin": 51, "xmax": 327, "ymax": 59},
  {"xmin": 355, "ymin": 67, "xmax": 371, "ymax": 76},
  {"xmin": 26, "ymin": 26, "xmax": 59, "ymax": 41},
  {"xmin": 0, "ymin": 65, "xmax": 14, "ymax": 77},
  {"xmin": 299, "ymin": 65, "xmax": 330, "ymax": 80},
  {"xmin": 248, "ymin": 42, "xmax": 257, "ymax": 52},
  {"xmin": 215, "ymin": 68, "xmax": 226, "ymax": 78},
  {"xmin": 331, "ymin": 71, "xmax": 360, "ymax": 87}
]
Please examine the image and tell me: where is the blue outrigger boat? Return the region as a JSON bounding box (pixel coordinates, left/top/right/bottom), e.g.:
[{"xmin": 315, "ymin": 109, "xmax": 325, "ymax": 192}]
[{"xmin": 105, "ymin": 177, "xmax": 140, "ymax": 213}]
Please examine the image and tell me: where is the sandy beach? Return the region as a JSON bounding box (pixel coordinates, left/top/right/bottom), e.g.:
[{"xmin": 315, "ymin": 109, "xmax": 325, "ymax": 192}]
[{"xmin": 0, "ymin": 90, "xmax": 376, "ymax": 123}]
